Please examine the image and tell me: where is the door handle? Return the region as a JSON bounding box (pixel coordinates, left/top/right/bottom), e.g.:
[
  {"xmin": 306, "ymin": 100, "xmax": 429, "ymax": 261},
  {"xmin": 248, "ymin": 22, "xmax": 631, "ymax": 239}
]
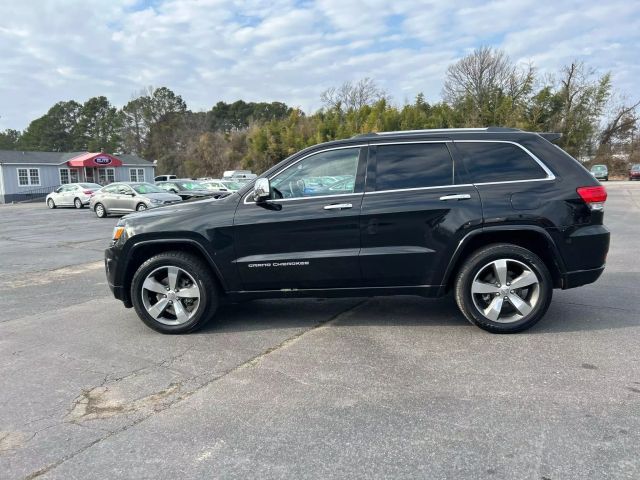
[
  {"xmin": 439, "ymin": 194, "xmax": 471, "ymax": 201},
  {"xmin": 323, "ymin": 203, "xmax": 353, "ymax": 210}
]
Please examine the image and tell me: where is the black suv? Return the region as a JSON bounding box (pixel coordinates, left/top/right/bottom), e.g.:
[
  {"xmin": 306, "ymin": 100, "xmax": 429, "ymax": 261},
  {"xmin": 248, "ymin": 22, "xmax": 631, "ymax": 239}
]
[{"xmin": 105, "ymin": 128, "xmax": 609, "ymax": 334}]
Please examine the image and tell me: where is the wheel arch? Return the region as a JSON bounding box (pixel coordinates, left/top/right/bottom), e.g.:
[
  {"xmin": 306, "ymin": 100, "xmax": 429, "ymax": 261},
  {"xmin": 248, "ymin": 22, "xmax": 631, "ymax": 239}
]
[
  {"xmin": 442, "ymin": 226, "xmax": 566, "ymax": 292},
  {"xmin": 120, "ymin": 239, "xmax": 227, "ymax": 307}
]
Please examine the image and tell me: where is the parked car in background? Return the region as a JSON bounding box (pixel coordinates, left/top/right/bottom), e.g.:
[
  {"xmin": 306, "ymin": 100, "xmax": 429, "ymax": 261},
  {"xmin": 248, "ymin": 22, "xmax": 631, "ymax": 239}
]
[
  {"xmin": 90, "ymin": 182, "xmax": 181, "ymax": 218},
  {"xmin": 199, "ymin": 179, "xmax": 230, "ymax": 194},
  {"xmin": 105, "ymin": 127, "xmax": 609, "ymax": 335},
  {"xmin": 629, "ymin": 164, "xmax": 640, "ymax": 180},
  {"xmin": 199, "ymin": 179, "xmax": 246, "ymax": 193},
  {"xmin": 154, "ymin": 175, "xmax": 177, "ymax": 182},
  {"xmin": 590, "ymin": 164, "xmax": 608, "ymax": 181},
  {"xmin": 223, "ymin": 170, "xmax": 257, "ymax": 181},
  {"xmin": 155, "ymin": 180, "xmax": 222, "ymax": 200},
  {"xmin": 46, "ymin": 183, "xmax": 103, "ymax": 209},
  {"xmin": 221, "ymin": 179, "xmax": 246, "ymax": 192}
]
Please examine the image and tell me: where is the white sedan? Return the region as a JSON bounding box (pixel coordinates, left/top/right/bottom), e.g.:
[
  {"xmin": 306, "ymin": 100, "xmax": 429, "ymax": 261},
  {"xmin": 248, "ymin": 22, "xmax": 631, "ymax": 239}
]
[{"xmin": 46, "ymin": 183, "xmax": 103, "ymax": 209}]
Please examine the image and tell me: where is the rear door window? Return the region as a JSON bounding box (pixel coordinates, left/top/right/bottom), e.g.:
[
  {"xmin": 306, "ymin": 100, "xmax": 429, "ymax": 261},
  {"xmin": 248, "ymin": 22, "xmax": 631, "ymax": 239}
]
[
  {"xmin": 456, "ymin": 142, "xmax": 547, "ymax": 183},
  {"xmin": 374, "ymin": 143, "xmax": 453, "ymax": 191}
]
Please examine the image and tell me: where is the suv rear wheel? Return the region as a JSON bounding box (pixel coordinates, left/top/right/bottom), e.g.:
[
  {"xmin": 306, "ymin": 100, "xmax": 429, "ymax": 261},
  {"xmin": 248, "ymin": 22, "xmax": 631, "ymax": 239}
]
[
  {"xmin": 454, "ymin": 244, "xmax": 552, "ymax": 333},
  {"xmin": 131, "ymin": 251, "xmax": 218, "ymax": 334}
]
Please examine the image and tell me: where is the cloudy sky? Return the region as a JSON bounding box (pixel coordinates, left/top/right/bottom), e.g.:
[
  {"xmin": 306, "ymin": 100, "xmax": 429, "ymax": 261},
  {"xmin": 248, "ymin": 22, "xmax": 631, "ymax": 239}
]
[{"xmin": 1, "ymin": 0, "xmax": 639, "ymax": 130}]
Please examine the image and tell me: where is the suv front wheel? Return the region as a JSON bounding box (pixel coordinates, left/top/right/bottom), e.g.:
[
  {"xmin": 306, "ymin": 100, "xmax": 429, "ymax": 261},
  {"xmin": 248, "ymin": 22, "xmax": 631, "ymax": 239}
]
[
  {"xmin": 131, "ymin": 251, "xmax": 218, "ymax": 333},
  {"xmin": 455, "ymin": 244, "xmax": 552, "ymax": 333}
]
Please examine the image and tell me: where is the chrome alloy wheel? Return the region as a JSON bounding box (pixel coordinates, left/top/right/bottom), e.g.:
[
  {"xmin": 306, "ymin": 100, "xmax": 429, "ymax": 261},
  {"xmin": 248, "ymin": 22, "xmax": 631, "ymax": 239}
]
[
  {"xmin": 141, "ymin": 266, "xmax": 201, "ymax": 325},
  {"xmin": 471, "ymin": 258, "xmax": 540, "ymax": 323}
]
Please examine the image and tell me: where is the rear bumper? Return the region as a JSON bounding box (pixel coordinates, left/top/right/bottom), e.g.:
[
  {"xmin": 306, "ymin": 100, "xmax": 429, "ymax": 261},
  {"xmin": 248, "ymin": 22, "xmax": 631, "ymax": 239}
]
[
  {"xmin": 562, "ymin": 265, "xmax": 605, "ymax": 289},
  {"xmin": 557, "ymin": 224, "xmax": 609, "ymax": 289}
]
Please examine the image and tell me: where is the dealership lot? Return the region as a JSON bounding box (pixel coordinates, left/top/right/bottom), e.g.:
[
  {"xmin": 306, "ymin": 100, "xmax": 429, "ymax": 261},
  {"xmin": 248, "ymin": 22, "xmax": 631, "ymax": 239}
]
[{"xmin": 1, "ymin": 183, "xmax": 639, "ymax": 479}]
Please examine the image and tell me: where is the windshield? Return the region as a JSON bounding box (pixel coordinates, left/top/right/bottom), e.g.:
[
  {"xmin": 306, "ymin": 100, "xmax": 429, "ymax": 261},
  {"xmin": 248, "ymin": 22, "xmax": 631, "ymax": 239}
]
[
  {"xmin": 591, "ymin": 165, "xmax": 607, "ymax": 171},
  {"xmin": 132, "ymin": 183, "xmax": 165, "ymax": 194},
  {"xmin": 80, "ymin": 183, "xmax": 102, "ymax": 189},
  {"xmin": 632, "ymin": 165, "xmax": 640, "ymax": 171},
  {"xmin": 178, "ymin": 181, "xmax": 206, "ymax": 190}
]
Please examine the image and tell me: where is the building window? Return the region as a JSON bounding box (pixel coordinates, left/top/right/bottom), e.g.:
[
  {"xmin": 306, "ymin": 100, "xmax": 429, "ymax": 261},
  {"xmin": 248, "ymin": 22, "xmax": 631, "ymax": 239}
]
[
  {"xmin": 18, "ymin": 169, "xmax": 29, "ymax": 186},
  {"xmin": 30, "ymin": 169, "xmax": 40, "ymax": 185},
  {"xmin": 130, "ymin": 168, "xmax": 145, "ymax": 182},
  {"xmin": 97, "ymin": 168, "xmax": 115, "ymax": 185},
  {"xmin": 60, "ymin": 168, "xmax": 69, "ymax": 184},
  {"xmin": 17, "ymin": 168, "xmax": 40, "ymax": 186}
]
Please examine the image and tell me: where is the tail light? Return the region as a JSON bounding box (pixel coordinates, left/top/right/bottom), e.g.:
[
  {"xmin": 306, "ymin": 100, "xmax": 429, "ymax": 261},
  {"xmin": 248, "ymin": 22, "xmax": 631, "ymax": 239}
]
[{"xmin": 577, "ymin": 186, "xmax": 607, "ymax": 211}]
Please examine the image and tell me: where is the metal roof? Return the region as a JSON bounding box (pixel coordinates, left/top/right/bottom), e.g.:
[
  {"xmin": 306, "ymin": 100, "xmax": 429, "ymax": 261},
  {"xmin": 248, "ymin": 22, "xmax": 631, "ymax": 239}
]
[{"xmin": 0, "ymin": 150, "xmax": 153, "ymax": 166}]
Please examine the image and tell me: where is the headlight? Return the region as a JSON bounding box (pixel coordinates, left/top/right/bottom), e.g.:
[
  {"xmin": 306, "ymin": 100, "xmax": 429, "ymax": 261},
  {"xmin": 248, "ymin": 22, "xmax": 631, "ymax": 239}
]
[{"xmin": 150, "ymin": 198, "xmax": 163, "ymax": 204}]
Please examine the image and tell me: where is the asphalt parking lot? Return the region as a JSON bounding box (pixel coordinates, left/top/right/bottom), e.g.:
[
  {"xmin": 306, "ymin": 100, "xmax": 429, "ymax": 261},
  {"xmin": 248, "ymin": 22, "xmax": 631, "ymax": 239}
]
[{"xmin": 1, "ymin": 183, "xmax": 639, "ymax": 479}]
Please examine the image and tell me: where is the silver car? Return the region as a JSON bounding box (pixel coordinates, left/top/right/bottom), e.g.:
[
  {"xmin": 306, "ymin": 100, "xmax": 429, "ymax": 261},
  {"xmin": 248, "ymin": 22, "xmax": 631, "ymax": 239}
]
[
  {"xmin": 90, "ymin": 182, "xmax": 182, "ymax": 218},
  {"xmin": 46, "ymin": 183, "xmax": 103, "ymax": 209}
]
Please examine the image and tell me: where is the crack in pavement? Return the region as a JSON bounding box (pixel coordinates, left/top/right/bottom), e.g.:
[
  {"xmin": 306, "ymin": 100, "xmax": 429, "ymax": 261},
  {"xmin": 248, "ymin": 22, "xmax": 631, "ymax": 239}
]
[{"xmin": 22, "ymin": 299, "xmax": 369, "ymax": 479}]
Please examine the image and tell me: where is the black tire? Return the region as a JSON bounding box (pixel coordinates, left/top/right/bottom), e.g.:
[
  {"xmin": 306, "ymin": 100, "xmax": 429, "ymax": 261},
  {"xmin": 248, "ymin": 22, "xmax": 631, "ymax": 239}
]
[
  {"xmin": 47, "ymin": 198, "xmax": 56, "ymax": 209},
  {"xmin": 95, "ymin": 203, "xmax": 107, "ymax": 218},
  {"xmin": 136, "ymin": 203, "xmax": 147, "ymax": 212},
  {"xmin": 74, "ymin": 197, "xmax": 84, "ymax": 209},
  {"xmin": 604, "ymin": 176, "xmax": 608, "ymax": 181},
  {"xmin": 130, "ymin": 251, "xmax": 218, "ymax": 334},
  {"xmin": 454, "ymin": 243, "xmax": 553, "ymax": 333}
]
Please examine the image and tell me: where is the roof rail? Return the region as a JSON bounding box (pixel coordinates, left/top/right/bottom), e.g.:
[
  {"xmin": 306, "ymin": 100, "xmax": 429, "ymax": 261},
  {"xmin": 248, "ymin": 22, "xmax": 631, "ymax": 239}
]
[
  {"xmin": 538, "ymin": 132, "xmax": 562, "ymax": 143},
  {"xmin": 351, "ymin": 127, "xmax": 522, "ymax": 138}
]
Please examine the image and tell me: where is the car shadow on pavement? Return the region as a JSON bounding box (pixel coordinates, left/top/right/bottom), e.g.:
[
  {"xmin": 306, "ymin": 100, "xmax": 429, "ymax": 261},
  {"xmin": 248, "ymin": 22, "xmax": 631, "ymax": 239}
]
[
  {"xmin": 198, "ymin": 295, "xmax": 471, "ymax": 335},
  {"xmin": 194, "ymin": 283, "xmax": 639, "ymax": 336}
]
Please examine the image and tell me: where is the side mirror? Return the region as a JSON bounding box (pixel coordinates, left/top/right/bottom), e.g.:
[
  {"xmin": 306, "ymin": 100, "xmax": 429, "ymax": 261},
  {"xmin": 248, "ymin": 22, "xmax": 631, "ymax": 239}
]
[{"xmin": 253, "ymin": 178, "xmax": 270, "ymax": 202}]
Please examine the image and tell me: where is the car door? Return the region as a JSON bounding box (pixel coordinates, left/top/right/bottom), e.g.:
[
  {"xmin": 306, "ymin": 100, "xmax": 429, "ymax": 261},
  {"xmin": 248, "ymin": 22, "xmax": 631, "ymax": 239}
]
[
  {"xmin": 66, "ymin": 185, "xmax": 81, "ymax": 204},
  {"xmin": 98, "ymin": 185, "xmax": 118, "ymax": 210},
  {"xmin": 52, "ymin": 186, "xmax": 66, "ymax": 205},
  {"xmin": 233, "ymin": 145, "xmax": 367, "ymax": 291},
  {"xmin": 116, "ymin": 185, "xmax": 136, "ymax": 211},
  {"xmin": 56, "ymin": 185, "xmax": 70, "ymax": 205},
  {"xmin": 359, "ymin": 140, "xmax": 483, "ymax": 289}
]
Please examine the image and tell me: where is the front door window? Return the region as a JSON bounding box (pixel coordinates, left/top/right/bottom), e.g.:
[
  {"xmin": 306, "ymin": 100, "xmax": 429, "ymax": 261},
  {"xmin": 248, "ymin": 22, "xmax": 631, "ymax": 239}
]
[{"xmin": 270, "ymin": 148, "xmax": 360, "ymax": 199}]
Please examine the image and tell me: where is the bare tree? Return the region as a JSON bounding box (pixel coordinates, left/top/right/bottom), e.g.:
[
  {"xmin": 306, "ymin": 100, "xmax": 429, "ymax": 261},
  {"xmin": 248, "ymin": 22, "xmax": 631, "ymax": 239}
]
[
  {"xmin": 321, "ymin": 78, "xmax": 389, "ymax": 111},
  {"xmin": 599, "ymin": 99, "xmax": 640, "ymax": 146},
  {"xmin": 443, "ymin": 46, "xmax": 534, "ymax": 125}
]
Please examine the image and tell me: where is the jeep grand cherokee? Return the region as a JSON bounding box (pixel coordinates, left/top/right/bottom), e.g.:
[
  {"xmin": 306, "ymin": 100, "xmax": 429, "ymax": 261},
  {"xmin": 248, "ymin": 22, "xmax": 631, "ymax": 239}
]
[{"xmin": 105, "ymin": 127, "xmax": 610, "ymax": 334}]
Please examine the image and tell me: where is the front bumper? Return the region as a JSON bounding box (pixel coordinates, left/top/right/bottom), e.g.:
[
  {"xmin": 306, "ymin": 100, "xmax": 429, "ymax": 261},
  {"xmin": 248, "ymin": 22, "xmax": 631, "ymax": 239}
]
[{"xmin": 105, "ymin": 245, "xmax": 131, "ymax": 307}]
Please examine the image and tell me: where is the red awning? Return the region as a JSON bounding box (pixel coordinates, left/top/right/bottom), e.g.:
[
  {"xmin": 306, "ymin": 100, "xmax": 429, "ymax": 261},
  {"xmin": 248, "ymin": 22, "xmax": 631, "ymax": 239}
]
[{"xmin": 67, "ymin": 153, "xmax": 123, "ymax": 167}]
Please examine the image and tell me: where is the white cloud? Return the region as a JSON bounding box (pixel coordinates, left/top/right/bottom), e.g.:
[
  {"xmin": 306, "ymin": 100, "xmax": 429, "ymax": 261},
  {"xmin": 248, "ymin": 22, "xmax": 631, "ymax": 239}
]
[{"xmin": 0, "ymin": 0, "xmax": 638, "ymax": 130}]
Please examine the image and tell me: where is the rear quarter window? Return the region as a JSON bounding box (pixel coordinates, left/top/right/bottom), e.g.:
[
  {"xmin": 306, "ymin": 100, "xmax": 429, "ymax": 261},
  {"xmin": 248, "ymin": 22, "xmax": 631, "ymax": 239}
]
[{"xmin": 456, "ymin": 142, "xmax": 548, "ymax": 183}]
